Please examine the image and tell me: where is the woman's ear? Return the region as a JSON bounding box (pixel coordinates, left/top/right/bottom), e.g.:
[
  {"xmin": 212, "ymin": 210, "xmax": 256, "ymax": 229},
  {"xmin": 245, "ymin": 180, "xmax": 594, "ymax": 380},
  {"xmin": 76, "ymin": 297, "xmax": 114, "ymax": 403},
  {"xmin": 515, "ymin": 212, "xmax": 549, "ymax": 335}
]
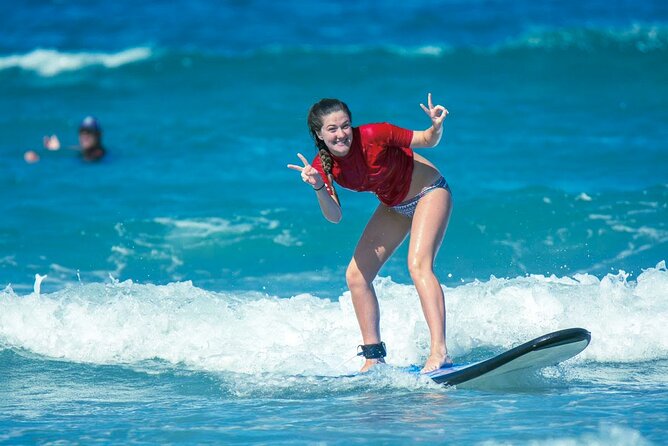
[{"xmin": 316, "ymin": 132, "xmax": 324, "ymax": 141}]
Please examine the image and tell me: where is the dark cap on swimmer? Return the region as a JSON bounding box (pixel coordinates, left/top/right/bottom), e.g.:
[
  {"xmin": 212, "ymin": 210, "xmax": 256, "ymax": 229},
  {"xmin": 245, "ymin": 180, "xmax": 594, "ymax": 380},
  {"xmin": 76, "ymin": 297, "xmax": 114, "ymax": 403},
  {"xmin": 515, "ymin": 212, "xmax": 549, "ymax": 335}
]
[{"xmin": 79, "ymin": 116, "xmax": 101, "ymax": 133}]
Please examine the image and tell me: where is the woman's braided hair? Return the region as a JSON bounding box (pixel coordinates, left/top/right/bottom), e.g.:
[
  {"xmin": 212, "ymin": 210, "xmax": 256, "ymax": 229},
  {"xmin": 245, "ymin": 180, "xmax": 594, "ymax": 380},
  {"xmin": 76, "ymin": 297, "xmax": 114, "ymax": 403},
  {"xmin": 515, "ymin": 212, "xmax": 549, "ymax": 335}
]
[{"xmin": 307, "ymin": 98, "xmax": 351, "ymax": 205}]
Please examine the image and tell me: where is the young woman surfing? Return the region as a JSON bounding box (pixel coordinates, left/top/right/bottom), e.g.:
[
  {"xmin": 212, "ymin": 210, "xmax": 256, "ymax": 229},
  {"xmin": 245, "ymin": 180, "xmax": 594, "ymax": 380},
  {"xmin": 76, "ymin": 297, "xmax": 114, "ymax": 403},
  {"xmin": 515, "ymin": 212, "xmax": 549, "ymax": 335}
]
[{"xmin": 287, "ymin": 93, "xmax": 452, "ymax": 373}]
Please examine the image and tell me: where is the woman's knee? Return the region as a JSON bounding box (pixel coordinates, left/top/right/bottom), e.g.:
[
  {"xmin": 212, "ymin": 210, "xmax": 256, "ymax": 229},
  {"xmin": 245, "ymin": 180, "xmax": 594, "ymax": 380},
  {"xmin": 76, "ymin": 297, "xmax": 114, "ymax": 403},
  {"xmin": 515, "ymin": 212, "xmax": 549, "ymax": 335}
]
[
  {"xmin": 346, "ymin": 261, "xmax": 370, "ymax": 290},
  {"xmin": 407, "ymin": 257, "xmax": 434, "ymax": 282}
]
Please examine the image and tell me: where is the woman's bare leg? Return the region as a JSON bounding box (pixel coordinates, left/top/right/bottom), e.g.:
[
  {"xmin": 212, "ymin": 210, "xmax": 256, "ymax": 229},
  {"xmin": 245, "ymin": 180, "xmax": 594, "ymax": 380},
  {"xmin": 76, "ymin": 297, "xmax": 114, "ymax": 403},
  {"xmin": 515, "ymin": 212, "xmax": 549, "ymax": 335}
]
[
  {"xmin": 346, "ymin": 204, "xmax": 411, "ymax": 371},
  {"xmin": 407, "ymin": 187, "xmax": 453, "ymax": 373}
]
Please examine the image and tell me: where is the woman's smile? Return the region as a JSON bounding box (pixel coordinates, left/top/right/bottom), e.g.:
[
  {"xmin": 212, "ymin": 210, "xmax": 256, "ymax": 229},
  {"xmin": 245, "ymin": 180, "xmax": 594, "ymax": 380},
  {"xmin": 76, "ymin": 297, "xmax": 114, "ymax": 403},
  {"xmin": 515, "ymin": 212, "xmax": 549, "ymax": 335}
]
[{"xmin": 318, "ymin": 110, "xmax": 353, "ymax": 156}]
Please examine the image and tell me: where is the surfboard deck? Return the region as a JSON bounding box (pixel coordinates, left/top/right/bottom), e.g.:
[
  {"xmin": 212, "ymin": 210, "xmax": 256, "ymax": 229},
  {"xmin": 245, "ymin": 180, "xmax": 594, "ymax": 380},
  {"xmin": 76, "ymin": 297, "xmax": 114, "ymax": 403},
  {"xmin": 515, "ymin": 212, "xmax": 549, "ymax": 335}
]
[{"xmin": 424, "ymin": 328, "xmax": 591, "ymax": 386}]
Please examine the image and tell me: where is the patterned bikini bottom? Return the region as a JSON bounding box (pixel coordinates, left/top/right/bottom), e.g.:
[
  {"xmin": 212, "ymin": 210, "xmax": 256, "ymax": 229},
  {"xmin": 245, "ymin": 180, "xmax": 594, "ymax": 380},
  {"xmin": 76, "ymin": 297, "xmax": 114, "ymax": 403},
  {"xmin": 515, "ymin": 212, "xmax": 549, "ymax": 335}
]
[{"xmin": 389, "ymin": 176, "xmax": 450, "ymax": 218}]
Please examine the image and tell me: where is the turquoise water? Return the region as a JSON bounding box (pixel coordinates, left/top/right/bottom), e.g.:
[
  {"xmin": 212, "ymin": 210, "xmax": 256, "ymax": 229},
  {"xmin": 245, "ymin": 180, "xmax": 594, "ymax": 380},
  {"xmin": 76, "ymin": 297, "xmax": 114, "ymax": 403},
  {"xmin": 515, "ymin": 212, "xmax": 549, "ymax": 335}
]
[{"xmin": 1, "ymin": 0, "xmax": 667, "ymax": 444}]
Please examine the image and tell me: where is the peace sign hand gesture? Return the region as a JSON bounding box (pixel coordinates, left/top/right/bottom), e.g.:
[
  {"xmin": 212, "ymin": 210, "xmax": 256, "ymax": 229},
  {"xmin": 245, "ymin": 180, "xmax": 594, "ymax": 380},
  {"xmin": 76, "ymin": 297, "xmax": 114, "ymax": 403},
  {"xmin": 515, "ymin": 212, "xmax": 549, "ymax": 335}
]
[
  {"xmin": 287, "ymin": 153, "xmax": 325, "ymax": 189},
  {"xmin": 419, "ymin": 93, "xmax": 449, "ymax": 130}
]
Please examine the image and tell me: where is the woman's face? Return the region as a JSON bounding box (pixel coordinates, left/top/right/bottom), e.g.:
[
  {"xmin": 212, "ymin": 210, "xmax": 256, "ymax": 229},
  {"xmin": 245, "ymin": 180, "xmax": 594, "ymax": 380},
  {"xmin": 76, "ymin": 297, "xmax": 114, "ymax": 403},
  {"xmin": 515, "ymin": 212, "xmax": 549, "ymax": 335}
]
[{"xmin": 317, "ymin": 110, "xmax": 353, "ymax": 157}]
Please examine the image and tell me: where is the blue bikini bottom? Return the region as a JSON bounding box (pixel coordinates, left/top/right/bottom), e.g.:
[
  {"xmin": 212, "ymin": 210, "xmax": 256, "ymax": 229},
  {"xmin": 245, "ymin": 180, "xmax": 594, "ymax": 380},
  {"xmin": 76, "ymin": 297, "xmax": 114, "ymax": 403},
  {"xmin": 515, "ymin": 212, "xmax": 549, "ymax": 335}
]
[{"xmin": 390, "ymin": 176, "xmax": 450, "ymax": 218}]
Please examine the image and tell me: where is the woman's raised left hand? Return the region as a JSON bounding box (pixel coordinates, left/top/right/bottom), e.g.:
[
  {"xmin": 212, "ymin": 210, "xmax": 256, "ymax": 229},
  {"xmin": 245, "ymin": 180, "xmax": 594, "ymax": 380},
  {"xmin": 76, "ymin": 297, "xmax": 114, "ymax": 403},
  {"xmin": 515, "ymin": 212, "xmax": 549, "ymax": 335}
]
[{"xmin": 420, "ymin": 93, "xmax": 448, "ymax": 130}]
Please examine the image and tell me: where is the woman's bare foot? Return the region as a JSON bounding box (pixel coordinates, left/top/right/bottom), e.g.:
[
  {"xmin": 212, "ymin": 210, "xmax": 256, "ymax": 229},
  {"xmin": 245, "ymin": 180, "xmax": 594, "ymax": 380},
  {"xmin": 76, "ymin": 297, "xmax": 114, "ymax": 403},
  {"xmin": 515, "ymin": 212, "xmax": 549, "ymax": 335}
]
[
  {"xmin": 360, "ymin": 358, "xmax": 385, "ymax": 372},
  {"xmin": 420, "ymin": 353, "xmax": 452, "ymax": 374}
]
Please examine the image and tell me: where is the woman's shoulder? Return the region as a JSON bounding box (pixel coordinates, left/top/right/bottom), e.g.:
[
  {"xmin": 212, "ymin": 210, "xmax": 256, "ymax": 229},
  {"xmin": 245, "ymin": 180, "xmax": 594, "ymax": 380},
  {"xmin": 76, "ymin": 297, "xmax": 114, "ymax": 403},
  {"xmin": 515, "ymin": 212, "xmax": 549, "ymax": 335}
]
[
  {"xmin": 358, "ymin": 122, "xmax": 391, "ymax": 141},
  {"xmin": 359, "ymin": 122, "xmax": 390, "ymax": 133},
  {"xmin": 359, "ymin": 122, "xmax": 412, "ymax": 147}
]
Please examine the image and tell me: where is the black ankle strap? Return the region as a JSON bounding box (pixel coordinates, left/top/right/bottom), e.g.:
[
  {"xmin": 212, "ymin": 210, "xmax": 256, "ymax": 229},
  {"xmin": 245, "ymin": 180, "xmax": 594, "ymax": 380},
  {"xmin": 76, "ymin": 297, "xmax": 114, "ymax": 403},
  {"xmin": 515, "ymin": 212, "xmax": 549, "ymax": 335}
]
[{"xmin": 357, "ymin": 342, "xmax": 387, "ymax": 359}]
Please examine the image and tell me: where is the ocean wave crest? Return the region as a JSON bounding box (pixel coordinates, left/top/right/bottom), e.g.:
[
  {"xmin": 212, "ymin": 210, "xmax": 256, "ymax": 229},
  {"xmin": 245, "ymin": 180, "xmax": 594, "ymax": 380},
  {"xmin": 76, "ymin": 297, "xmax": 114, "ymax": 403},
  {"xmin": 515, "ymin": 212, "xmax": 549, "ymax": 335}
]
[
  {"xmin": 254, "ymin": 23, "xmax": 668, "ymax": 57},
  {"xmin": 501, "ymin": 23, "xmax": 668, "ymax": 53},
  {"xmin": 1, "ymin": 261, "xmax": 666, "ymax": 377},
  {"xmin": 0, "ymin": 47, "xmax": 152, "ymax": 76},
  {"xmin": 2, "ymin": 23, "xmax": 663, "ymax": 79}
]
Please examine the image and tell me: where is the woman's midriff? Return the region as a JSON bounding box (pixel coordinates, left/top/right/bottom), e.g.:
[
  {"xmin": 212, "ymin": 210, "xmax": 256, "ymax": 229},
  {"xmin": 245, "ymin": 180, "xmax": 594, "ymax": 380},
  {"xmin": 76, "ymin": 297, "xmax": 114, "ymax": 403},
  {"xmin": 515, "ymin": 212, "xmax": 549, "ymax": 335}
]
[{"xmin": 403, "ymin": 152, "xmax": 442, "ymax": 201}]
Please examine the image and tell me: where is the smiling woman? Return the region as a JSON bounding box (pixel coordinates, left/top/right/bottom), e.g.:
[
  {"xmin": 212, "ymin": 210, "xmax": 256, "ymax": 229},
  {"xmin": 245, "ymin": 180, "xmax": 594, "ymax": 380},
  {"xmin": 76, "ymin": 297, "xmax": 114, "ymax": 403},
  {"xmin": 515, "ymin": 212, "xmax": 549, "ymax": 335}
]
[
  {"xmin": 287, "ymin": 93, "xmax": 453, "ymax": 373},
  {"xmin": 3, "ymin": 0, "xmax": 668, "ymax": 442}
]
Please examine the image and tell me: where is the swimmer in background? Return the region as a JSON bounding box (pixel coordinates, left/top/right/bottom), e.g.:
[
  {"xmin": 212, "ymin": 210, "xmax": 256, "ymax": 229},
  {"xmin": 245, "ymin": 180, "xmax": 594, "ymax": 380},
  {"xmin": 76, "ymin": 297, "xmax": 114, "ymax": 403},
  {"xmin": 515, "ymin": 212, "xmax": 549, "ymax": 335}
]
[{"xmin": 25, "ymin": 116, "xmax": 107, "ymax": 163}]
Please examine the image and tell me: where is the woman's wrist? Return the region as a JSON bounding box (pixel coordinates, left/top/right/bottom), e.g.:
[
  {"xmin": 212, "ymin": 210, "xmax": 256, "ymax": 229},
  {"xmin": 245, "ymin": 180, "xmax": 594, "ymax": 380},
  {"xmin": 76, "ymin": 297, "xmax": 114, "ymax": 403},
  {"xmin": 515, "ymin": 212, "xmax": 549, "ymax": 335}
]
[
  {"xmin": 313, "ymin": 183, "xmax": 326, "ymax": 191},
  {"xmin": 428, "ymin": 124, "xmax": 443, "ymax": 145}
]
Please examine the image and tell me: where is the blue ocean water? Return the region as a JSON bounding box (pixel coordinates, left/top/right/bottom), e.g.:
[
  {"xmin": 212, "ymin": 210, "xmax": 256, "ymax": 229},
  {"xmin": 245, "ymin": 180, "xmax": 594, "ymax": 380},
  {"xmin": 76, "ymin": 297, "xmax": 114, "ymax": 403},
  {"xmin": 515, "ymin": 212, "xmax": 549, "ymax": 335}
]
[{"xmin": 1, "ymin": 0, "xmax": 667, "ymax": 444}]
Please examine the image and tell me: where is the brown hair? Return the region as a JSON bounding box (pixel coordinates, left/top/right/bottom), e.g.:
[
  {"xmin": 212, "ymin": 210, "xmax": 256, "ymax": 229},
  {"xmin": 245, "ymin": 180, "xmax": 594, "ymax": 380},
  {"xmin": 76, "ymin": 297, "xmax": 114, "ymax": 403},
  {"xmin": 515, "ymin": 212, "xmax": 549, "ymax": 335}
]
[{"xmin": 307, "ymin": 98, "xmax": 352, "ymax": 205}]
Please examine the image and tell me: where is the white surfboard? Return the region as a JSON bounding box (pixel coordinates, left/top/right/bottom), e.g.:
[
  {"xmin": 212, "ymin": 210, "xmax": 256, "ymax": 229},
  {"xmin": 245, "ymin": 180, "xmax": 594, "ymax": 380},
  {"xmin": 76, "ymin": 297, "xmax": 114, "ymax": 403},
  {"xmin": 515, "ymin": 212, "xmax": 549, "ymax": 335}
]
[{"xmin": 425, "ymin": 328, "xmax": 591, "ymax": 386}]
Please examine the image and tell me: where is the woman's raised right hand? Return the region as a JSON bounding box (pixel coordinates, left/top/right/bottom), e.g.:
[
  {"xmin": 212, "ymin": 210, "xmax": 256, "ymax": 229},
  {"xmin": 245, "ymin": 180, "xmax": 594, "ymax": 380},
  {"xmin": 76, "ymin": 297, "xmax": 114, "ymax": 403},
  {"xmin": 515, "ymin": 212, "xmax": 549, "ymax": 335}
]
[{"xmin": 287, "ymin": 153, "xmax": 325, "ymax": 189}]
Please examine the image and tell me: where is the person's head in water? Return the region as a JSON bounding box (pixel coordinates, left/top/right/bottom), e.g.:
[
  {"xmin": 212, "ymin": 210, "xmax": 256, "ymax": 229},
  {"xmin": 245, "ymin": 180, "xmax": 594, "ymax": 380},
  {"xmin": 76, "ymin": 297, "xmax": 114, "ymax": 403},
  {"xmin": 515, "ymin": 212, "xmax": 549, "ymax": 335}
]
[
  {"xmin": 78, "ymin": 116, "xmax": 106, "ymax": 161},
  {"xmin": 78, "ymin": 116, "xmax": 102, "ymax": 150}
]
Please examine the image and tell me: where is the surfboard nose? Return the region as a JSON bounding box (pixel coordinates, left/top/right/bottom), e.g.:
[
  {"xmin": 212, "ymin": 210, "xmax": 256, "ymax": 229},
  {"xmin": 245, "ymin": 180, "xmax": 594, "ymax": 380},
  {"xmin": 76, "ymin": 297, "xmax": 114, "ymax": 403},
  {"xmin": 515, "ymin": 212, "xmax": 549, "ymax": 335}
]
[{"xmin": 427, "ymin": 328, "xmax": 591, "ymax": 386}]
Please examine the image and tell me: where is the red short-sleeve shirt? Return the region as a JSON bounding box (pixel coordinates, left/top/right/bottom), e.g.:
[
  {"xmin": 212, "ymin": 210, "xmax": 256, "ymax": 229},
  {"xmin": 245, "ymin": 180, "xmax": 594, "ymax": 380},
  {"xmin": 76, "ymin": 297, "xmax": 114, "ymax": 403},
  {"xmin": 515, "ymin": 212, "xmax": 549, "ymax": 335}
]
[{"xmin": 312, "ymin": 123, "xmax": 414, "ymax": 206}]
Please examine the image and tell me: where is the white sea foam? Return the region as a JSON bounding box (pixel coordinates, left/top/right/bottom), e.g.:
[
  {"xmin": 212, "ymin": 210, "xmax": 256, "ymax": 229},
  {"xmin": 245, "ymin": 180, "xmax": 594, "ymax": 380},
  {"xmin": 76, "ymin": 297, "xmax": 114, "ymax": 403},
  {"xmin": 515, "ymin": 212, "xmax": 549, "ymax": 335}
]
[
  {"xmin": 584, "ymin": 209, "xmax": 668, "ymax": 272},
  {"xmin": 502, "ymin": 24, "xmax": 668, "ymax": 53},
  {"xmin": 32, "ymin": 274, "xmax": 47, "ymax": 295},
  {"xmin": 576, "ymin": 192, "xmax": 592, "ymax": 202},
  {"xmin": 154, "ymin": 217, "xmax": 256, "ymax": 238},
  {"xmin": 107, "ymin": 215, "xmax": 301, "ymax": 279},
  {"xmin": 264, "ymin": 43, "xmax": 453, "ymax": 56},
  {"xmin": 0, "ymin": 47, "xmax": 152, "ymax": 76},
  {"xmin": 256, "ymin": 24, "xmax": 667, "ymax": 60},
  {"xmin": 1, "ymin": 262, "xmax": 666, "ymax": 378},
  {"xmin": 480, "ymin": 423, "xmax": 652, "ymax": 446},
  {"xmin": 153, "ymin": 216, "xmax": 289, "ymax": 246}
]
